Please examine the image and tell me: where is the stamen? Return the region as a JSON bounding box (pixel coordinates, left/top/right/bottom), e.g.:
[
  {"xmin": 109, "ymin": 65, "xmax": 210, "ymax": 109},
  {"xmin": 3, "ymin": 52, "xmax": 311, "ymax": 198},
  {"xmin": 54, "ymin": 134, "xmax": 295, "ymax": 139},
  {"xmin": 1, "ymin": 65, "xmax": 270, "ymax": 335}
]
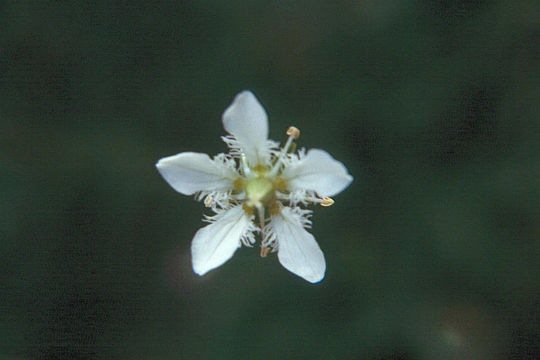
[
  {"xmin": 204, "ymin": 196, "xmax": 213, "ymax": 207},
  {"xmin": 253, "ymin": 164, "xmax": 267, "ymax": 174},
  {"xmin": 257, "ymin": 205, "xmax": 269, "ymax": 257},
  {"xmin": 257, "ymin": 206, "xmax": 266, "ymax": 231},
  {"xmin": 282, "ymin": 126, "xmax": 299, "ymax": 154},
  {"xmin": 286, "ymin": 126, "xmax": 300, "ymax": 139},
  {"xmin": 269, "ymin": 125, "xmax": 301, "ymax": 176},
  {"xmin": 320, "ymin": 197, "xmax": 334, "ymax": 207},
  {"xmin": 287, "ymin": 142, "xmax": 296, "ymax": 154},
  {"xmin": 273, "ymin": 178, "xmax": 287, "ymax": 192},
  {"xmin": 240, "ymin": 153, "xmax": 252, "ymax": 176},
  {"xmin": 268, "ymin": 201, "xmax": 280, "ymax": 216},
  {"xmin": 232, "ymin": 178, "xmax": 246, "ymax": 191},
  {"xmin": 260, "ymin": 246, "xmax": 272, "ymax": 257},
  {"xmin": 242, "ymin": 203, "xmax": 254, "ymax": 217},
  {"xmin": 294, "ymin": 194, "xmax": 335, "ymax": 206}
]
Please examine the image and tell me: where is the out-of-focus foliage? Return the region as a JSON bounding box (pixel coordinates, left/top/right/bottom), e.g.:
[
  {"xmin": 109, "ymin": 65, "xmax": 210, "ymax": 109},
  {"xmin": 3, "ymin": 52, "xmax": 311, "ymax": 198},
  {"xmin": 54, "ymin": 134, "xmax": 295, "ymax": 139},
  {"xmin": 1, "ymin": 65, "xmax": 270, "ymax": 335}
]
[{"xmin": 1, "ymin": 1, "xmax": 538, "ymax": 359}]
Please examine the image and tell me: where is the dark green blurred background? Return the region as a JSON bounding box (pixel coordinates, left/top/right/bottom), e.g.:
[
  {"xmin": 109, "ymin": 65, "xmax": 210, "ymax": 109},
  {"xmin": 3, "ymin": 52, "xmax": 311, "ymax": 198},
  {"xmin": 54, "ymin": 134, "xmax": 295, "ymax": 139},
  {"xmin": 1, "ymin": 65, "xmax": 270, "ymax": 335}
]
[{"xmin": 1, "ymin": 1, "xmax": 539, "ymax": 359}]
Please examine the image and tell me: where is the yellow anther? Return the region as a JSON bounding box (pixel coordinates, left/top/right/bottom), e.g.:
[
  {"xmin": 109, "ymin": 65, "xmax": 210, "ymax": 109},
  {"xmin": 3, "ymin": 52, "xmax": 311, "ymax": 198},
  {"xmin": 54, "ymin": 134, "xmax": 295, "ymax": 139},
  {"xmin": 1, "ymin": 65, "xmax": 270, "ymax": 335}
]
[
  {"xmin": 268, "ymin": 201, "xmax": 280, "ymax": 217},
  {"xmin": 242, "ymin": 203, "xmax": 255, "ymax": 217},
  {"xmin": 320, "ymin": 197, "xmax": 334, "ymax": 207},
  {"xmin": 260, "ymin": 246, "xmax": 272, "ymax": 257},
  {"xmin": 204, "ymin": 196, "xmax": 213, "ymax": 207},
  {"xmin": 233, "ymin": 178, "xmax": 246, "ymax": 191},
  {"xmin": 286, "ymin": 126, "xmax": 300, "ymax": 139},
  {"xmin": 253, "ymin": 164, "xmax": 267, "ymax": 174},
  {"xmin": 273, "ymin": 178, "xmax": 287, "ymax": 192}
]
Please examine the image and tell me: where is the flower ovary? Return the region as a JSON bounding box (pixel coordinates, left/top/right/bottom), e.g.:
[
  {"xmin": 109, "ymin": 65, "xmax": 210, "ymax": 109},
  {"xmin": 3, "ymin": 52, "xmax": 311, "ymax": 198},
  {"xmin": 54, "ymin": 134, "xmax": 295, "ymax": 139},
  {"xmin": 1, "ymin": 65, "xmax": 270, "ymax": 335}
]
[{"xmin": 245, "ymin": 177, "xmax": 274, "ymax": 208}]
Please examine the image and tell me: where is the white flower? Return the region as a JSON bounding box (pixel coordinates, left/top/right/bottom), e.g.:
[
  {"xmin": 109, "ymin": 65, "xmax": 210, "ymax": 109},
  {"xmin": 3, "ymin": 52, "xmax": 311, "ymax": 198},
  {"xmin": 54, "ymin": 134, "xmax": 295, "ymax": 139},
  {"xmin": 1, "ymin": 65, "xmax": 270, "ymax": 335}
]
[{"xmin": 156, "ymin": 91, "xmax": 353, "ymax": 283}]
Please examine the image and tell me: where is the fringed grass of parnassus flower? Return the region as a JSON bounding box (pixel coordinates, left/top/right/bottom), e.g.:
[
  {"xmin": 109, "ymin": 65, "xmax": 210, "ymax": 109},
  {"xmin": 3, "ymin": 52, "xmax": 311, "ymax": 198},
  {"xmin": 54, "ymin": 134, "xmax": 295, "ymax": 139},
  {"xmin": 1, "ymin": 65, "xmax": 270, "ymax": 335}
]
[{"xmin": 156, "ymin": 91, "xmax": 352, "ymax": 283}]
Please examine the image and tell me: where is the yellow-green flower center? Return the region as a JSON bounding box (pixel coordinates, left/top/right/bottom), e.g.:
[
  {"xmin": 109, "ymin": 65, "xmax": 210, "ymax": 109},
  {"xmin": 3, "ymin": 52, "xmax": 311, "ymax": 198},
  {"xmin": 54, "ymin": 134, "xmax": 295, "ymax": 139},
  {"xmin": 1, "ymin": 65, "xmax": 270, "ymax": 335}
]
[{"xmin": 245, "ymin": 177, "xmax": 274, "ymax": 207}]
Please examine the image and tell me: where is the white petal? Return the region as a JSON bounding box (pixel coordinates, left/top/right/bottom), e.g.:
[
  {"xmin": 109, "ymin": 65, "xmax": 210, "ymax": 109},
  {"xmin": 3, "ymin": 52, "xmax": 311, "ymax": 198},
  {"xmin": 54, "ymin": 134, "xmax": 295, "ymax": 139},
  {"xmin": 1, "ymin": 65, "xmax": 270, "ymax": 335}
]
[
  {"xmin": 191, "ymin": 205, "xmax": 252, "ymax": 276},
  {"xmin": 156, "ymin": 152, "xmax": 237, "ymax": 195},
  {"xmin": 272, "ymin": 207, "xmax": 326, "ymax": 283},
  {"xmin": 281, "ymin": 149, "xmax": 353, "ymax": 197},
  {"xmin": 222, "ymin": 91, "xmax": 269, "ymax": 166}
]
